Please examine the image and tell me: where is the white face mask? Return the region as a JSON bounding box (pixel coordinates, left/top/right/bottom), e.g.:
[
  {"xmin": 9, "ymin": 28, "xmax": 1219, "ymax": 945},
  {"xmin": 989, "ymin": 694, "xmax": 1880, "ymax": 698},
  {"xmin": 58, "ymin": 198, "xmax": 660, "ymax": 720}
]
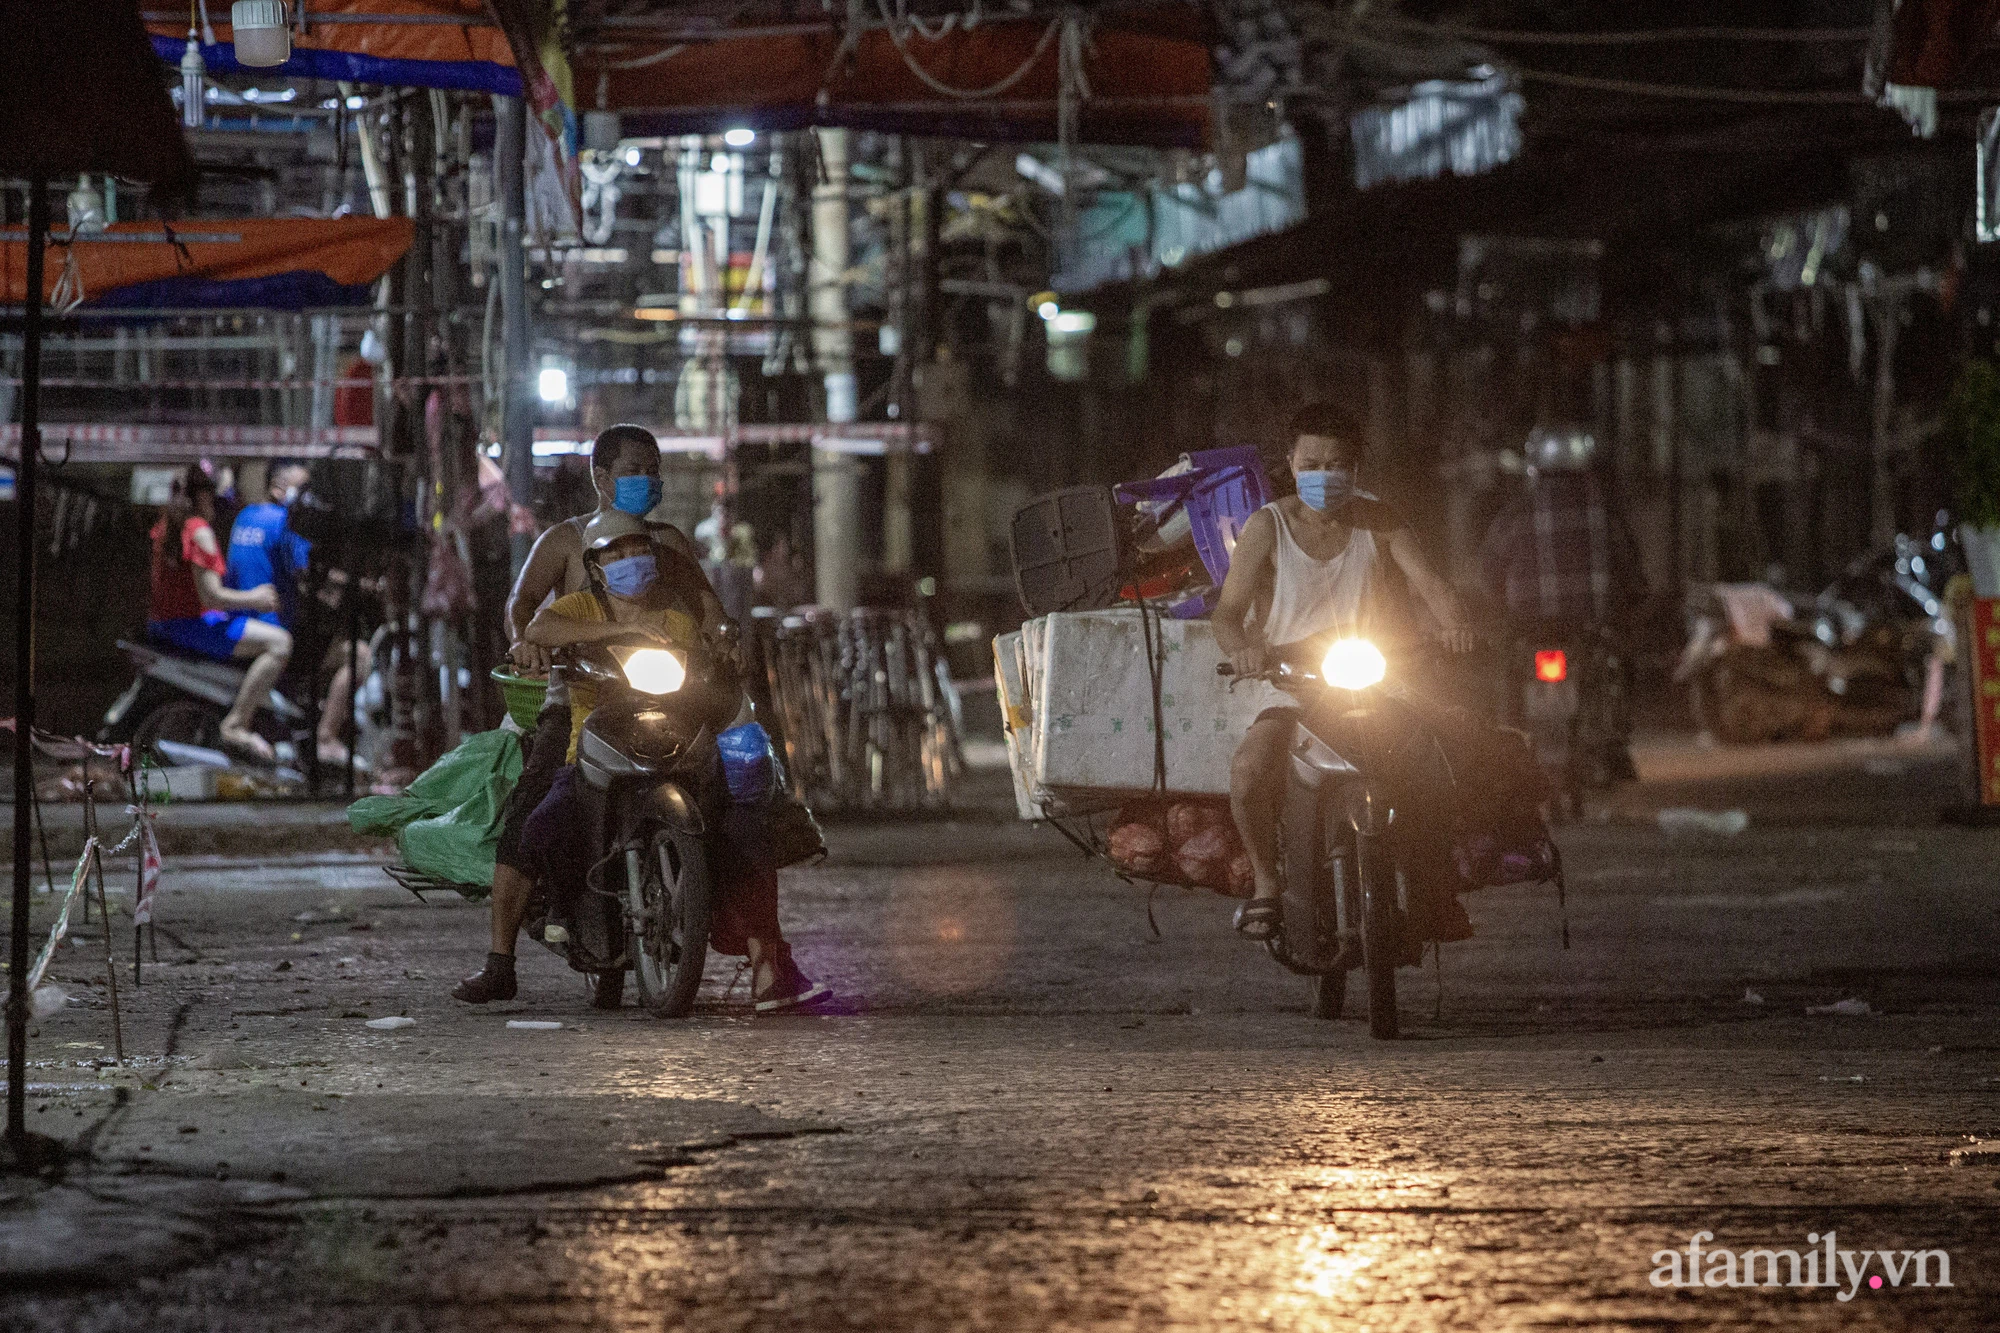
[{"xmin": 281, "ymin": 486, "xmax": 300, "ymax": 505}]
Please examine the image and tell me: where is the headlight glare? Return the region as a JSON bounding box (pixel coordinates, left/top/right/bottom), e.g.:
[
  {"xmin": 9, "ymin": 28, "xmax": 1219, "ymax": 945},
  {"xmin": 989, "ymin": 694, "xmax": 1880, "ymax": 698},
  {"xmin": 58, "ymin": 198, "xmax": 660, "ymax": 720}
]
[
  {"xmin": 618, "ymin": 647, "xmax": 686, "ymax": 695},
  {"xmin": 1321, "ymin": 638, "xmax": 1387, "ymax": 691}
]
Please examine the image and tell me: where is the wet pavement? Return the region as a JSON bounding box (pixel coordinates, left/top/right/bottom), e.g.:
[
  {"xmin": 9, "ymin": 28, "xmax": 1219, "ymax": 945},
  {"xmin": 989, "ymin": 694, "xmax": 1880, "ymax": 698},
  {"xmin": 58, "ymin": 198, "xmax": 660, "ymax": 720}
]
[{"xmin": 4, "ymin": 736, "xmax": 1998, "ymax": 1330}]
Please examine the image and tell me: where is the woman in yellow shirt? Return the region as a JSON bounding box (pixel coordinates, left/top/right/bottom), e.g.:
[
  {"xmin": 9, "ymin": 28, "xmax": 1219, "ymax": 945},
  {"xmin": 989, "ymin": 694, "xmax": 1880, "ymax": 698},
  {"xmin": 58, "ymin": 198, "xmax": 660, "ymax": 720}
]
[{"xmin": 453, "ymin": 510, "xmax": 829, "ymax": 1013}]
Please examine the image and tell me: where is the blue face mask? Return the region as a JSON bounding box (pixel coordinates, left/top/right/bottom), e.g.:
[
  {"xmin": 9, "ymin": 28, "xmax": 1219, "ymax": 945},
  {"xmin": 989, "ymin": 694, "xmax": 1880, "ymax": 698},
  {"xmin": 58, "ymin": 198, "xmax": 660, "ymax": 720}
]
[
  {"xmin": 1295, "ymin": 468, "xmax": 1355, "ymax": 512},
  {"xmin": 611, "ymin": 474, "xmax": 660, "ymax": 517},
  {"xmin": 600, "ymin": 553, "xmax": 658, "ymax": 599}
]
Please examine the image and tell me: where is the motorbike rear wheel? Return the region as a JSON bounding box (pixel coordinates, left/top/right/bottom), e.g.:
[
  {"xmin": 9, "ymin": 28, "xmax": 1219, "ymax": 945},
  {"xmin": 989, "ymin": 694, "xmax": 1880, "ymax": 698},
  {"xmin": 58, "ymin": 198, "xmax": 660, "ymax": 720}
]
[
  {"xmin": 1356, "ymin": 829, "xmax": 1399, "ymax": 1039},
  {"xmin": 628, "ymin": 822, "xmax": 714, "ymax": 1018}
]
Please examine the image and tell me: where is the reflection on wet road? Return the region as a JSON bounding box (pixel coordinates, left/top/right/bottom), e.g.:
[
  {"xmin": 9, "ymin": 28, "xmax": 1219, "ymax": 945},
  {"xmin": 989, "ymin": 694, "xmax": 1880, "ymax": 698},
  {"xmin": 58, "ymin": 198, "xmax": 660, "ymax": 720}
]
[{"xmin": 4, "ymin": 753, "xmax": 1998, "ymax": 1329}]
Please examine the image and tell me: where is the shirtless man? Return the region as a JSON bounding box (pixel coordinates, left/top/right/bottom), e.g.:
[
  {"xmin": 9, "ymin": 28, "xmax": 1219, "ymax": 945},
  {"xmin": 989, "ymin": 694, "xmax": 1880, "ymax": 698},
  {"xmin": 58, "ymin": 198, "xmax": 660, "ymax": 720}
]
[
  {"xmin": 455, "ymin": 423, "xmax": 702, "ymax": 1004},
  {"xmin": 504, "ymin": 425, "xmax": 700, "ymax": 673},
  {"xmin": 1211, "ymin": 402, "xmax": 1474, "ymax": 942}
]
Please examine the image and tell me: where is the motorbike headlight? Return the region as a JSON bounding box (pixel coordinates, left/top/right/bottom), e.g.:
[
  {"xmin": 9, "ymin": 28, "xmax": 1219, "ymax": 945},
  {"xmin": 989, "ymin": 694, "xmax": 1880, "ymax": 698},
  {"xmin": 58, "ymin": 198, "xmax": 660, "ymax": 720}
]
[
  {"xmin": 613, "ymin": 647, "xmax": 686, "ymax": 695},
  {"xmin": 1321, "ymin": 638, "xmax": 1387, "ymax": 691}
]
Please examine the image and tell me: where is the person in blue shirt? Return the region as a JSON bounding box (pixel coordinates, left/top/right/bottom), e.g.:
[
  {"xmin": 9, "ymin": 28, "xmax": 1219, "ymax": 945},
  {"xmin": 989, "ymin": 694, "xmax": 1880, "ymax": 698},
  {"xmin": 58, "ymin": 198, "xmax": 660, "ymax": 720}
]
[
  {"xmin": 225, "ymin": 460, "xmax": 372, "ymax": 768},
  {"xmin": 227, "ymin": 460, "xmax": 313, "ymax": 628}
]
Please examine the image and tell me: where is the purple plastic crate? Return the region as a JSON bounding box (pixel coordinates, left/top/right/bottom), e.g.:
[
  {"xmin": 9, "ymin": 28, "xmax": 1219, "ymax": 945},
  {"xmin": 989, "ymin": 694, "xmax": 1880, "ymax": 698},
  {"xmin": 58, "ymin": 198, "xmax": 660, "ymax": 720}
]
[
  {"xmin": 1185, "ymin": 464, "xmax": 1268, "ymax": 586},
  {"xmin": 1114, "ymin": 446, "xmax": 1270, "ymax": 592}
]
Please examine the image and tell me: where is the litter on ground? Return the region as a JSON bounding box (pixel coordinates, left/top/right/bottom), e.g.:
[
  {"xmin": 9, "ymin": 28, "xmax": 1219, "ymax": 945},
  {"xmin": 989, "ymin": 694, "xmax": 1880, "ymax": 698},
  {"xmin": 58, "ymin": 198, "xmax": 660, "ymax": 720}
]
[{"xmin": 1656, "ymin": 808, "xmax": 1750, "ymax": 837}]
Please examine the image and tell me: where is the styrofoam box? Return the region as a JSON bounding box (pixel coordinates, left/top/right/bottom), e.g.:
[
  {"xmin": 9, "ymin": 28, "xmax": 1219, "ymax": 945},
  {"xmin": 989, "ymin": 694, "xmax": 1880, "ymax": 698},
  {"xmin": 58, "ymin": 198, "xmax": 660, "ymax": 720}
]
[
  {"xmin": 1020, "ymin": 615, "xmax": 1050, "ymax": 786},
  {"xmin": 152, "ymin": 765, "xmax": 217, "ymax": 801},
  {"xmin": 1028, "ymin": 609, "xmax": 1285, "ymax": 801},
  {"xmin": 991, "ymin": 630, "xmax": 1039, "ymax": 821}
]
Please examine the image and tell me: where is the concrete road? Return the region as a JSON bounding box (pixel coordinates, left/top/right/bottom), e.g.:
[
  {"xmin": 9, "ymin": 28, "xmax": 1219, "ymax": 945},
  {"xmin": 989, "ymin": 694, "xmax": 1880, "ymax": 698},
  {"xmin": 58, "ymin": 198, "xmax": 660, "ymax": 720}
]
[{"xmin": 3, "ymin": 737, "xmax": 1997, "ymax": 1330}]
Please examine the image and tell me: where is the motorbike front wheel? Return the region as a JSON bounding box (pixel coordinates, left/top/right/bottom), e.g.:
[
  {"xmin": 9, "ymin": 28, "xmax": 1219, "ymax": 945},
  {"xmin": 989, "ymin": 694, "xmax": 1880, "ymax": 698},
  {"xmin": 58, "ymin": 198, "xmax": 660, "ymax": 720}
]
[
  {"xmin": 627, "ymin": 821, "xmax": 714, "ymax": 1018},
  {"xmin": 1356, "ymin": 829, "xmax": 1399, "ymax": 1040}
]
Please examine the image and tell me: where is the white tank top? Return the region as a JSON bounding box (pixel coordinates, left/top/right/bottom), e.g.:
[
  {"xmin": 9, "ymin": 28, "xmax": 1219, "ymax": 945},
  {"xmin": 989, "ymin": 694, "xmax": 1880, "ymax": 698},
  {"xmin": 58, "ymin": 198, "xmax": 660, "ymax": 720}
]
[{"xmin": 1260, "ymin": 502, "xmax": 1378, "ymax": 648}]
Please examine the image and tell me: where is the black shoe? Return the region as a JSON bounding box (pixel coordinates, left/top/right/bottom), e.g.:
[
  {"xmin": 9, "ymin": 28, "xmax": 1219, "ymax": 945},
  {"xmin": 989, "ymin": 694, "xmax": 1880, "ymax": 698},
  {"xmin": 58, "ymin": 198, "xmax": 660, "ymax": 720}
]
[
  {"xmin": 452, "ymin": 953, "xmax": 518, "ymax": 1003},
  {"xmin": 753, "ymin": 945, "xmax": 832, "ymax": 1014},
  {"xmin": 590, "ymin": 970, "xmax": 624, "ymax": 1010}
]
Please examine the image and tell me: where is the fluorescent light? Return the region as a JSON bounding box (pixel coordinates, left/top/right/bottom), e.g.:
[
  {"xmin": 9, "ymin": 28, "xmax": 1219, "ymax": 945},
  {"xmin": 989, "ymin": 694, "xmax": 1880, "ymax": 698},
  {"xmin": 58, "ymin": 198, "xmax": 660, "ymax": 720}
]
[
  {"xmin": 724, "ymin": 128, "xmax": 756, "ymax": 148},
  {"xmin": 537, "ymin": 367, "xmax": 569, "ymax": 403},
  {"xmin": 1051, "ymin": 311, "xmax": 1095, "ymax": 334}
]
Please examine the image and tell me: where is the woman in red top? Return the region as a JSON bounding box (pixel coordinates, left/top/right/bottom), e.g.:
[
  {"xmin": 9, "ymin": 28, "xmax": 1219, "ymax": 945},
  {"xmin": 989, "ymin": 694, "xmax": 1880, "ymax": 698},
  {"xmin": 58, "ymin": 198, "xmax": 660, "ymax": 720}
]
[{"xmin": 147, "ymin": 465, "xmax": 292, "ymax": 762}]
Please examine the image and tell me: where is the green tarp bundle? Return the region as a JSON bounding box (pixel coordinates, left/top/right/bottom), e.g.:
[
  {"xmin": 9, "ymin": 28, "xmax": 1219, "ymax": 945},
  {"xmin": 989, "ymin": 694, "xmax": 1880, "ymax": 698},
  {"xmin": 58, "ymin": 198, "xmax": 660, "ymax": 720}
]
[{"xmin": 348, "ymin": 729, "xmax": 522, "ymax": 896}]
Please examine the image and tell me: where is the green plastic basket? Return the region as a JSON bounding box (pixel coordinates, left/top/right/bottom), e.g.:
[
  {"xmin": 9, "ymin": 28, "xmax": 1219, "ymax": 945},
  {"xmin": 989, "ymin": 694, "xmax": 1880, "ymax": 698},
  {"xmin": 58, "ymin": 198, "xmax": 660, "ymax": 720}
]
[{"xmin": 490, "ymin": 668, "xmax": 549, "ymax": 731}]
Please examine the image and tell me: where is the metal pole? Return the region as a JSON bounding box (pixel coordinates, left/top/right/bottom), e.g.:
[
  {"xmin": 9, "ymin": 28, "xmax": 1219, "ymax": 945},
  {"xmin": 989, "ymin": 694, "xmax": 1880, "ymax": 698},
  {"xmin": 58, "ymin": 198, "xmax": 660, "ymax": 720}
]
[
  {"xmin": 495, "ymin": 94, "xmax": 533, "ymax": 576},
  {"xmin": 346, "ymin": 599, "xmax": 359, "ymax": 798},
  {"xmin": 882, "ymin": 136, "xmax": 913, "ymax": 576},
  {"xmin": 8, "ymin": 176, "xmax": 49, "ymax": 1155},
  {"xmin": 811, "ymin": 128, "xmax": 861, "ymax": 612},
  {"xmin": 82, "ymin": 785, "xmax": 122, "ymax": 1066}
]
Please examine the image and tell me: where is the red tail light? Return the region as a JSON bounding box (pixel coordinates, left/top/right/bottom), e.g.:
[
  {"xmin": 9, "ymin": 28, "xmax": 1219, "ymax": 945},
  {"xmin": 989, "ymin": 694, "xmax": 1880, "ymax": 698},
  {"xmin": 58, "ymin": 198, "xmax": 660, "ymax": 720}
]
[{"xmin": 1534, "ymin": 649, "xmax": 1568, "ymax": 683}]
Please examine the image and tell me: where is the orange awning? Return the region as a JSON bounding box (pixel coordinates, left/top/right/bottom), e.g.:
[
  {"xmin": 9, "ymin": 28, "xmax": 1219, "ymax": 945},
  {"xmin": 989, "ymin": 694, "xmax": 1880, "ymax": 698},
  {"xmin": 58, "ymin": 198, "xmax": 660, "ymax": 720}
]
[
  {"xmin": 580, "ymin": 9, "xmax": 1212, "ymax": 147},
  {"xmin": 1, "ymin": 217, "xmax": 414, "ymax": 309}
]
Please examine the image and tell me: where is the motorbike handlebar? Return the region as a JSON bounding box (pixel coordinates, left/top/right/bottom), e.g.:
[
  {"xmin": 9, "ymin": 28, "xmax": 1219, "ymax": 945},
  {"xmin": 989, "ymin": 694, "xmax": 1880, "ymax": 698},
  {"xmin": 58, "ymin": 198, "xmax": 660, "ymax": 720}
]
[{"xmin": 1215, "ymin": 661, "xmax": 1311, "ymax": 685}]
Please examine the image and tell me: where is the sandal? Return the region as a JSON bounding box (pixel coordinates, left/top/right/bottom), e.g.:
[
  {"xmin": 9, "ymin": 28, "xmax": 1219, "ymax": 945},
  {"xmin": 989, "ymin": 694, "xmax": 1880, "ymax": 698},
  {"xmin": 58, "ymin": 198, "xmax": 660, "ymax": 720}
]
[{"xmin": 1233, "ymin": 898, "xmax": 1282, "ymax": 941}]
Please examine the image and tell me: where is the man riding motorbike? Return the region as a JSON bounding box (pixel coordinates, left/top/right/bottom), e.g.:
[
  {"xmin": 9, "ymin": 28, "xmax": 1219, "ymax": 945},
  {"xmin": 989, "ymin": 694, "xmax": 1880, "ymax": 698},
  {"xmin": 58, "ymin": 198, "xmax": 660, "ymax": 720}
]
[
  {"xmin": 145, "ymin": 464, "xmax": 287, "ymax": 763},
  {"xmin": 1212, "ymin": 402, "xmax": 1477, "ymax": 944},
  {"xmin": 456, "ymin": 429, "xmax": 828, "ymax": 1011},
  {"xmin": 454, "ymin": 425, "xmax": 696, "ymax": 1003},
  {"xmin": 454, "ymin": 511, "xmax": 830, "ymax": 1011},
  {"xmin": 1478, "ymin": 427, "xmax": 1645, "ymax": 784},
  {"xmin": 225, "ymin": 459, "xmax": 373, "ymax": 768}
]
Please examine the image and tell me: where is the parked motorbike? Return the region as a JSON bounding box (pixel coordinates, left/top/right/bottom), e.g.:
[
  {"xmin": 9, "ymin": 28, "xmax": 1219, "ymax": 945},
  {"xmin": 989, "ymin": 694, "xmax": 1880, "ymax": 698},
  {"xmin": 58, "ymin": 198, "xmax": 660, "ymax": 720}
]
[
  {"xmin": 1220, "ymin": 637, "xmax": 1543, "ymax": 1038},
  {"xmin": 99, "ymin": 637, "xmax": 311, "ymax": 778},
  {"xmin": 1678, "ymin": 520, "xmax": 1957, "ymax": 744},
  {"xmin": 101, "ymin": 569, "xmax": 381, "ymax": 782},
  {"xmin": 530, "ymin": 631, "xmax": 740, "ymax": 1017}
]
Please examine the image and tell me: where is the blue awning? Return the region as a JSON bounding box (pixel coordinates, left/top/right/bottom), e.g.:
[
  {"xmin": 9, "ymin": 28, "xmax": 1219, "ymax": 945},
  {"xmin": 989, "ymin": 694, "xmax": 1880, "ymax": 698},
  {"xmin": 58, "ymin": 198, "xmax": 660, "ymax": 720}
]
[{"xmin": 151, "ymin": 35, "xmax": 520, "ymax": 97}]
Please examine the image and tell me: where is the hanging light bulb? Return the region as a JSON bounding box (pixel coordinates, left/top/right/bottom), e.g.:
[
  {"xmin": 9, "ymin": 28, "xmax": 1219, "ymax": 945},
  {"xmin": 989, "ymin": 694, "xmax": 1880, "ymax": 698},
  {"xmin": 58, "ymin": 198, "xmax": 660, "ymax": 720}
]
[
  {"xmin": 232, "ymin": 0, "xmax": 291, "ymax": 67},
  {"xmin": 180, "ymin": 5, "xmax": 208, "ymax": 131},
  {"xmin": 66, "ymin": 177, "xmax": 106, "ymax": 234}
]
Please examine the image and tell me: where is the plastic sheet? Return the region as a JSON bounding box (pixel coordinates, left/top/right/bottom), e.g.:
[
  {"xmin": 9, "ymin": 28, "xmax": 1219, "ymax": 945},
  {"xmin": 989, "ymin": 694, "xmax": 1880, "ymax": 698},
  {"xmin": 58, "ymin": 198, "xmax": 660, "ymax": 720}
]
[{"xmin": 347, "ymin": 728, "xmax": 523, "ymax": 892}]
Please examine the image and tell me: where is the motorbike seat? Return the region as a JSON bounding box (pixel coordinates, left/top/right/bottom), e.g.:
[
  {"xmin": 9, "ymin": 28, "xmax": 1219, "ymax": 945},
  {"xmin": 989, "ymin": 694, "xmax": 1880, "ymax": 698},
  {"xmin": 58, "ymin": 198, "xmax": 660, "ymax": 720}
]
[{"xmin": 118, "ymin": 637, "xmax": 306, "ymax": 723}]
